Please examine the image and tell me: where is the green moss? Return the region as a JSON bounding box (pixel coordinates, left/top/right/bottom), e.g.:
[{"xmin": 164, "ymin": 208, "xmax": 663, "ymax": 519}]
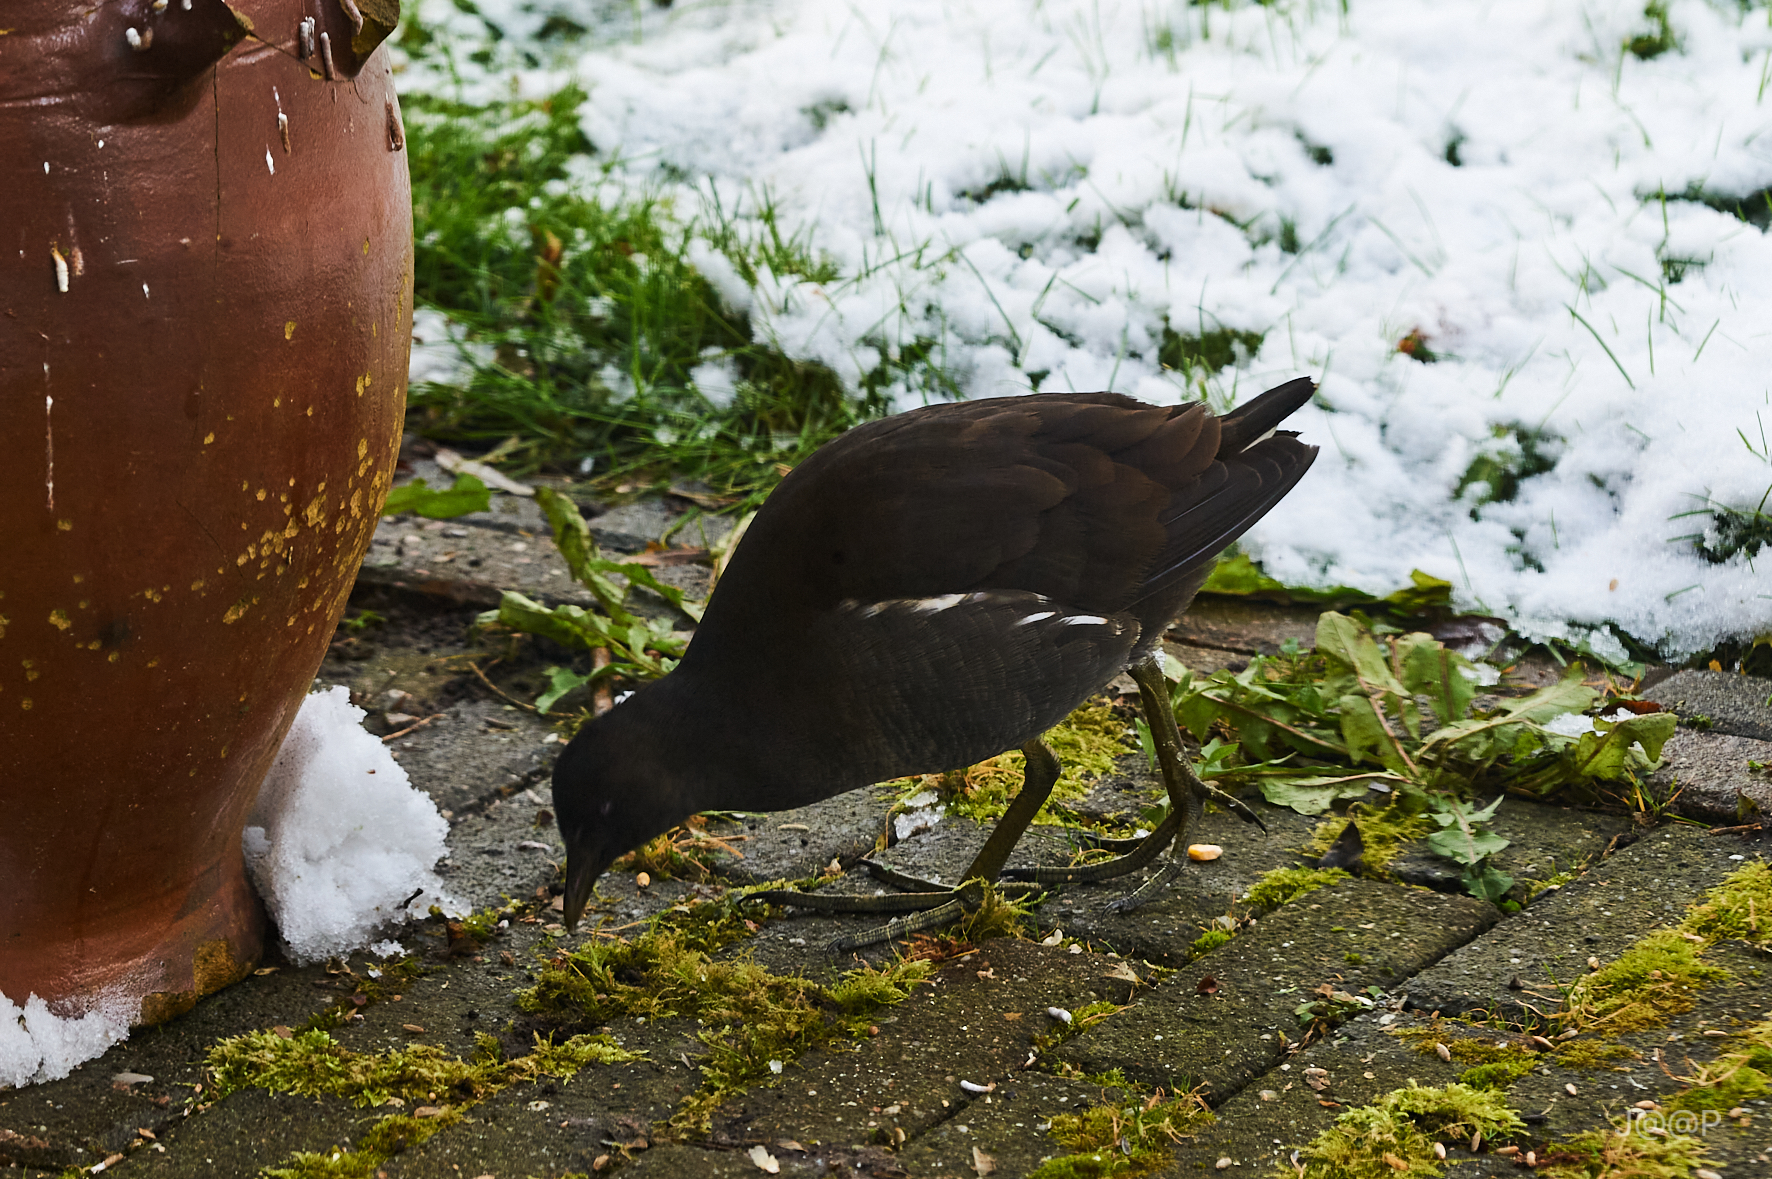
[
  {"xmin": 1030, "ymin": 1087, "xmax": 1214, "ymax": 1178},
  {"xmin": 215, "ymin": 1025, "xmax": 633, "ymax": 1179},
  {"xmin": 1244, "ymin": 867, "xmax": 1348, "ymax": 910},
  {"xmin": 1458, "ymin": 1061, "xmax": 1534, "ymax": 1090},
  {"xmin": 516, "ymin": 913, "xmax": 931, "ymax": 1129},
  {"xmin": 887, "ymin": 699, "xmax": 1134, "ymax": 829},
  {"xmin": 209, "ymin": 1028, "xmax": 639, "ymax": 1109},
  {"xmin": 1662, "ymin": 1017, "xmax": 1772, "ymax": 1112},
  {"xmin": 259, "ymin": 1113, "xmax": 462, "ymax": 1179},
  {"xmin": 1679, "ymin": 860, "xmax": 1772, "ymax": 945},
  {"xmin": 1305, "ymin": 804, "xmax": 1434, "ymax": 873},
  {"xmin": 1538, "ymin": 1117, "xmax": 1715, "ymax": 1178},
  {"xmin": 1287, "ymin": 1083, "xmax": 1525, "ymax": 1178},
  {"xmin": 1191, "ymin": 928, "xmax": 1234, "ymax": 956},
  {"xmin": 1344, "ymin": 952, "xmax": 1365, "ymax": 966},
  {"xmin": 1524, "ymin": 864, "xmax": 1583, "ymax": 901},
  {"xmin": 1569, "ymin": 928, "xmax": 1731, "ymax": 1032}
]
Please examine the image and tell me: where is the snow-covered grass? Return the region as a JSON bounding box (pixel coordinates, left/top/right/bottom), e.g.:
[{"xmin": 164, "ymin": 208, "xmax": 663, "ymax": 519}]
[{"xmin": 396, "ymin": 0, "xmax": 1772, "ymax": 660}]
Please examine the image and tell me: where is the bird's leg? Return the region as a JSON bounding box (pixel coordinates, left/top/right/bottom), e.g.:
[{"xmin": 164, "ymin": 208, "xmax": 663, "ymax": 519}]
[
  {"xmin": 998, "ymin": 654, "xmax": 1260, "ymax": 906},
  {"xmin": 746, "ymin": 740, "xmax": 1065, "ymax": 952},
  {"xmin": 962, "ymin": 738, "xmax": 1062, "ymax": 883},
  {"xmin": 1129, "ymin": 656, "xmax": 1266, "ymax": 832},
  {"xmin": 1130, "ymin": 654, "xmax": 1204, "ymax": 848}
]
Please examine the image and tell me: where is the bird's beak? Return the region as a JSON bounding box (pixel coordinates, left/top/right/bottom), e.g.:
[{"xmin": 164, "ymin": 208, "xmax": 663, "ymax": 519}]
[{"xmin": 562, "ymin": 852, "xmax": 598, "ymax": 931}]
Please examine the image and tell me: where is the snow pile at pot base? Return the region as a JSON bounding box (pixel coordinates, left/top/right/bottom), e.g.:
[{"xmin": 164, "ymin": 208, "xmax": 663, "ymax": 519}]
[
  {"xmin": 0, "ymin": 989, "xmax": 136, "ymax": 1088},
  {"xmin": 245, "ymin": 686, "xmax": 461, "ymax": 963}
]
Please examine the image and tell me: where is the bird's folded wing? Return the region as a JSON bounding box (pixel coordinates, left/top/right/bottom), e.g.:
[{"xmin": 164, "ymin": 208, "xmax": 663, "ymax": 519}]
[
  {"xmin": 719, "ymin": 393, "xmax": 1217, "ymax": 614},
  {"xmin": 784, "ymin": 589, "xmax": 1142, "ymax": 791}
]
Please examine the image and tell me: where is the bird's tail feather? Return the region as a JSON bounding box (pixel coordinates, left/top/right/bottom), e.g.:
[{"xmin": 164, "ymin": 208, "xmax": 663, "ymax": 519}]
[{"xmin": 1215, "ymin": 377, "xmax": 1316, "ymax": 457}]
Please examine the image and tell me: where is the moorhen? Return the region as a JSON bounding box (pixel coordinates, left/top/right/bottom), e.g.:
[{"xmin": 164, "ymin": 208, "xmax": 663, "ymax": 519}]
[{"xmin": 554, "ymin": 378, "xmax": 1318, "ymax": 946}]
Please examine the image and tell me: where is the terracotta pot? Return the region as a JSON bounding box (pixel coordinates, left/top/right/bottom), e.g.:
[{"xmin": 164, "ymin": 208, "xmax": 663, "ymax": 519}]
[{"xmin": 0, "ymin": 0, "xmax": 411, "ymax": 1025}]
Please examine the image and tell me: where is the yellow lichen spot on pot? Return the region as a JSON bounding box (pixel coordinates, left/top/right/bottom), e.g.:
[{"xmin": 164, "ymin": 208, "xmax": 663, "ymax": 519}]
[
  {"xmin": 242, "ymin": 480, "xmax": 250, "ymax": 491},
  {"xmin": 274, "ymin": 396, "xmax": 282, "ymax": 408},
  {"xmin": 48, "ymin": 609, "xmax": 71, "ymax": 630},
  {"xmin": 108, "ymin": 651, "xmax": 119, "ymax": 663},
  {"xmin": 23, "ymin": 659, "xmax": 38, "ymax": 680},
  {"xmin": 306, "ymin": 406, "xmax": 314, "ymax": 417},
  {"xmin": 143, "ymin": 587, "xmax": 163, "ymax": 603},
  {"xmin": 303, "ymin": 493, "xmax": 329, "ymax": 529},
  {"xmin": 362, "ymin": 238, "xmax": 370, "ymax": 255},
  {"xmin": 20, "ymin": 698, "xmax": 30, "ymax": 710},
  {"xmin": 86, "ymin": 640, "xmax": 99, "ymax": 650},
  {"xmin": 204, "ymin": 432, "xmax": 216, "ymax": 444},
  {"xmin": 256, "ymin": 489, "xmax": 267, "ymax": 501},
  {"xmin": 350, "ymin": 489, "xmax": 364, "ymax": 519},
  {"xmin": 358, "ymin": 438, "xmax": 368, "ymax": 460},
  {"xmin": 147, "ymin": 658, "xmax": 159, "ymax": 668},
  {"xmin": 72, "ymin": 573, "xmax": 84, "ymax": 584},
  {"xmin": 0, "ymin": 614, "xmax": 8, "ymax": 639},
  {"xmin": 285, "ymin": 321, "xmax": 296, "ymax": 340},
  {"xmin": 222, "ymin": 599, "xmax": 256, "ymax": 624},
  {"xmin": 57, "ymin": 520, "xmax": 72, "ymax": 531},
  {"xmin": 192, "ymin": 579, "xmax": 206, "ymax": 591},
  {"xmin": 78, "ymin": 600, "xmax": 88, "ymax": 610}
]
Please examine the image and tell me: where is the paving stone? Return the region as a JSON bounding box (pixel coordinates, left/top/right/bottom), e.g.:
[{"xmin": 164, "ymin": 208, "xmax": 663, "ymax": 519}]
[
  {"xmin": 707, "ymin": 941, "xmax": 1131, "ymax": 1151},
  {"xmin": 1170, "ymin": 920, "xmax": 1772, "ymax": 1176},
  {"xmin": 1646, "ymin": 669, "xmax": 1772, "ymax": 741},
  {"xmin": 1173, "ymin": 1011, "xmax": 1471, "ymax": 1174},
  {"xmin": 378, "ymin": 1064, "xmax": 689, "ymax": 1179},
  {"xmin": 1402, "ymin": 824, "xmax": 1759, "ymax": 1019},
  {"xmin": 1051, "ymin": 802, "xmax": 1348, "ymax": 965},
  {"xmin": 1651, "ymin": 729, "xmax": 1772, "ymax": 824},
  {"xmin": 891, "ymin": 1072, "xmax": 1130, "ymax": 1176},
  {"xmin": 114, "ymin": 1091, "xmax": 364, "ymax": 1178},
  {"xmin": 361, "ymin": 489, "xmax": 724, "ymax": 617},
  {"xmin": 714, "ymin": 789, "xmax": 898, "ymax": 885},
  {"xmin": 1054, "ymin": 878, "xmax": 1498, "ymax": 1100},
  {"xmin": 622, "ymin": 1139, "xmax": 892, "ymax": 1178},
  {"xmin": 1166, "ymin": 597, "xmax": 1322, "ymax": 655}
]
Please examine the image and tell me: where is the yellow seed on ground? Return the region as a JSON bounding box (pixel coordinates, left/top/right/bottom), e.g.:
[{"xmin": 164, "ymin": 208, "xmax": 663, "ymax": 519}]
[{"xmin": 1188, "ymin": 844, "xmax": 1223, "ymax": 861}]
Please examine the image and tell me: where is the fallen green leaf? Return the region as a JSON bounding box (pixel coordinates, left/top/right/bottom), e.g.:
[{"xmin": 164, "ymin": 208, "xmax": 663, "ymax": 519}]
[{"xmin": 383, "ymin": 473, "xmax": 492, "ymax": 519}]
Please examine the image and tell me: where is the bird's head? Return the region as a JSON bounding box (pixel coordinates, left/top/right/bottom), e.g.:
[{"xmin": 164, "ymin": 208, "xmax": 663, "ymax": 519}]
[{"xmin": 550, "ymin": 702, "xmax": 695, "ymax": 930}]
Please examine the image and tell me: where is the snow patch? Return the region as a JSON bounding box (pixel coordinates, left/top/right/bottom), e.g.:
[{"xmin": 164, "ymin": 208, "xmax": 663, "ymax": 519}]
[
  {"xmin": 0, "ymin": 989, "xmax": 136, "ymax": 1089},
  {"xmin": 244, "ymin": 687, "xmax": 462, "ymax": 964}
]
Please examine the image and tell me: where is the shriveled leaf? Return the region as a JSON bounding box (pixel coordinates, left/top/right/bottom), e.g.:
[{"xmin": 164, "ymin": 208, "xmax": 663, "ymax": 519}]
[
  {"xmin": 383, "ymin": 473, "xmax": 492, "ymax": 519},
  {"xmin": 535, "ymin": 666, "xmax": 592, "ymax": 713},
  {"xmin": 1495, "ymin": 665, "xmax": 1597, "ymax": 725},
  {"xmin": 1397, "ymin": 633, "xmax": 1476, "ymax": 727},
  {"xmin": 534, "ymin": 486, "xmax": 705, "ymax": 623},
  {"xmin": 1259, "ymin": 774, "xmax": 1387, "ymax": 815},
  {"xmin": 1567, "ymin": 712, "xmax": 1678, "ymax": 781},
  {"xmin": 1338, "ymin": 694, "xmax": 1412, "ymax": 775},
  {"xmin": 1316, "ymin": 613, "xmax": 1406, "ymax": 698},
  {"xmin": 1381, "ymin": 569, "xmax": 1454, "ymax": 615}
]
